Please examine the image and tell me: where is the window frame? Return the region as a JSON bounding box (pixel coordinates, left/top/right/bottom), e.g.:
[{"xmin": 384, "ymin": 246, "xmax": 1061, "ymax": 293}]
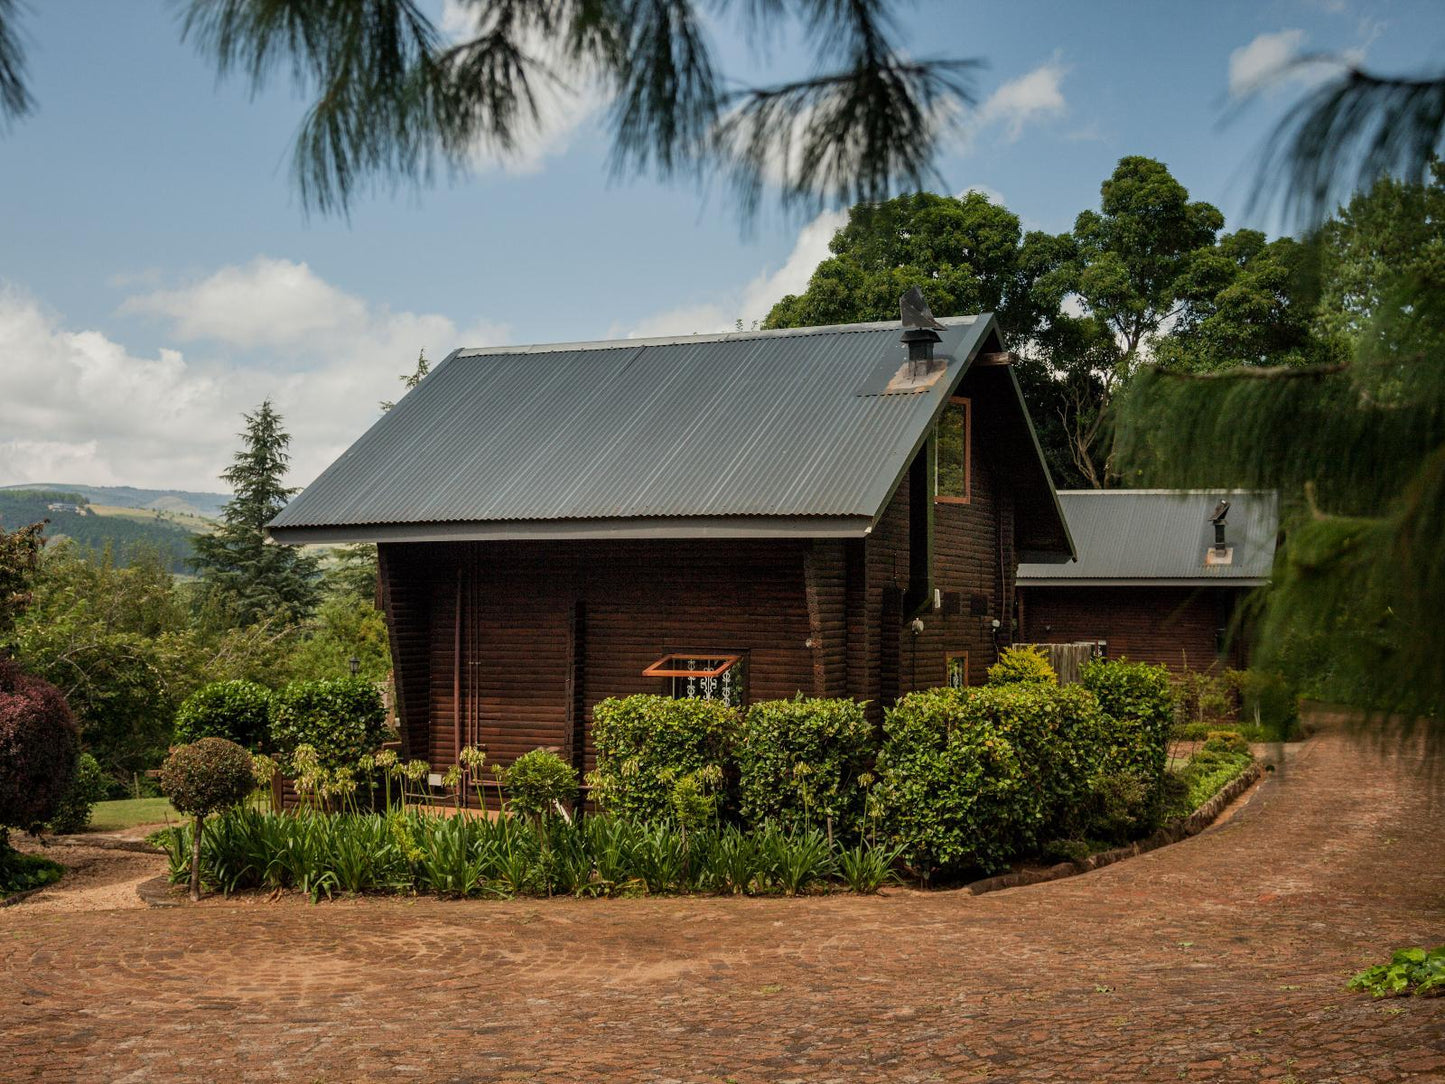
[
  {"xmin": 644, "ymin": 651, "xmax": 749, "ymax": 708},
  {"xmin": 945, "ymin": 650, "xmax": 970, "ymax": 689},
  {"xmin": 933, "ymin": 396, "xmax": 972, "ymax": 505}
]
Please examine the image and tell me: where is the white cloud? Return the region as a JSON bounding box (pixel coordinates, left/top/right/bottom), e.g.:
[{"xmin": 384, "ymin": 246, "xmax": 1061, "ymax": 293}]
[
  {"xmin": 439, "ymin": 0, "xmax": 604, "ymax": 174},
  {"xmin": 974, "ymin": 60, "xmax": 1068, "ymax": 142},
  {"xmin": 613, "ymin": 208, "xmax": 848, "ymax": 337},
  {"xmin": 1229, "ymin": 29, "xmax": 1309, "ymax": 98},
  {"xmin": 0, "ymin": 267, "xmax": 508, "ymax": 492}
]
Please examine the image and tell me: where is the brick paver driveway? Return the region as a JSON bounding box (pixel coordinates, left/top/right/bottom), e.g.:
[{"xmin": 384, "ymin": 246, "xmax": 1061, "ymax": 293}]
[{"xmin": 3, "ymin": 716, "xmax": 1443, "ymax": 1083}]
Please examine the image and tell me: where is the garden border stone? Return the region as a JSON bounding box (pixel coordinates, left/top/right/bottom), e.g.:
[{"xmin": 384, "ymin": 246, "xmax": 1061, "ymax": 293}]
[
  {"xmin": 965, "ymin": 762, "xmax": 1264, "ymax": 896},
  {"xmin": 137, "ymin": 875, "xmax": 183, "ymax": 908},
  {"xmin": 48, "ymin": 834, "xmax": 163, "ymax": 855},
  {"xmin": 0, "ymin": 884, "xmax": 49, "ymax": 908}
]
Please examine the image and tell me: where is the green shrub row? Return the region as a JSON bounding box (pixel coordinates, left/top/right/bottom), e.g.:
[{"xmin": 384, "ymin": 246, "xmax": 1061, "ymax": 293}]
[
  {"xmin": 589, "ymin": 656, "xmax": 1180, "ymax": 881},
  {"xmin": 173, "ymin": 677, "xmax": 389, "ymax": 770},
  {"xmin": 156, "ymin": 807, "xmax": 903, "ymax": 901}
]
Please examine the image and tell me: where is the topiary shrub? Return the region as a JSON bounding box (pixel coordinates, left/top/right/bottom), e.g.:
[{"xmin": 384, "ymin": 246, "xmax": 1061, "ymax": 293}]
[
  {"xmin": 987, "ymin": 645, "xmax": 1058, "ymax": 686},
  {"xmin": 174, "ymin": 680, "xmax": 272, "ymax": 749},
  {"xmin": 589, "ymin": 695, "xmax": 738, "ymax": 823},
  {"xmin": 159, "ymin": 737, "xmax": 255, "ymax": 900},
  {"xmin": 736, "ymin": 696, "xmax": 876, "ymax": 838},
  {"xmin": 0, "ymin": 660, "xmax": 79, "ymax": 839},
  {"xmin": 872, "ymin": 687, "xmax": 1028, "ymax": 882},
  {"xmin": 500, "ymin": 748, "xmax": 578, "ymax": 818},
  {"xmin": 1080, "ymin": 658, "xmax": 1178, "ymax": 839},
  {"xmin": 269, "ymin": 677, "xmax": 388, "ymax": 771},
  {"xmin": 48, "ymin": 752, "xmax": 108, "ymax": 834}
]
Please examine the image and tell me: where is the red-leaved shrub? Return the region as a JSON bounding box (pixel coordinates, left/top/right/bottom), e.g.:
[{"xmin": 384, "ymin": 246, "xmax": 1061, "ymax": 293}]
[{"xmin": 0, "ymin": 661, "xmax": 79, "ymax": 833}]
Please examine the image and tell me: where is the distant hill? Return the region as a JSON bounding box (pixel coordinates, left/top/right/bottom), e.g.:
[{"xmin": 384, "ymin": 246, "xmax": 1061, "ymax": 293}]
[
  {"xmin": 0, "ymin": 488, "xmax": 212, "ymax": 574},
  {"xmin": 0, "ymin": 483, "xmax": 229, "ymax": 519}
]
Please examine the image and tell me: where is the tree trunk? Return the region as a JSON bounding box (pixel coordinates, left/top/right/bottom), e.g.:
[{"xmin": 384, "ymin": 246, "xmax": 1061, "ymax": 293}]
[{"xmin": 189, "ymin": 814, "xmax": 203, "ymax": 902}]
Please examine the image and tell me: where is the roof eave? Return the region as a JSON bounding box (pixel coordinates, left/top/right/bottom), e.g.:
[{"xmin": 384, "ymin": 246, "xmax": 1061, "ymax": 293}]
[{"xmin": 267, "ymin": 514, "xmax": 877, "ymax": 546}]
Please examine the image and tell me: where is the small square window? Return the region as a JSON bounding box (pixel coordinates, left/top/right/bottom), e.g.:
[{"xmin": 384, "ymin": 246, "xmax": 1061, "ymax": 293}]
[
  {"xmin": 644, "ymin": 653, "xmax": 749, "ymax": 708},
  {"xmin": 946, "ymin": 651, "xmax": 969, "ymax": 689},
  {"xmin": 934, "ymin": 397, "xmax": 971, "ymax": 503}
]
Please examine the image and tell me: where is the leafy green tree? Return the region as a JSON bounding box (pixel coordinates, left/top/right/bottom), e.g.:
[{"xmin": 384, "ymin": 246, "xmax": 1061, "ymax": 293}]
[
  {"xmin": 0, "ymin": 520, "xmax": 43, "ymax": 643},
  {"xmin": 192, "ymin": 401, "xmax": 320, "ymax": 627},
  {"xmin": 1116, "ymin": 168, "xmax": 1445, "ymax": 717}
]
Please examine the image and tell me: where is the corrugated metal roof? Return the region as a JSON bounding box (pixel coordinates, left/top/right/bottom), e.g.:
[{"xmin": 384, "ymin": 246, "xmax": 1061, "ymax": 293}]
[
  {"xmin": 1017, "ymin": 490, "xmax": 1278, "ymax": 585},
  {"xmin": 268, "ymin": 314, "xmax": 1070, "ymax": 554}
]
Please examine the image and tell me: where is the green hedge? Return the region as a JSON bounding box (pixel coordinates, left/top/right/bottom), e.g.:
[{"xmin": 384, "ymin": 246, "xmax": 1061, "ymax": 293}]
[
  {"xmin": 736, "ymin": 696, "xmax": 875, "ymax": 836},
  {"xmin": 174, "ymin": 680, "xmax": 272, "ymax": 749},
  {"xmin": 268, "ymin": 678, "xmax": 389, "ymax": 771},
  {"xmin": 873, "ymin": 662, "xmax": 1178, "ymax": 881},
  {"xmin": 589, "ymin": 695, "xmax": 737, "ymax": 822}
]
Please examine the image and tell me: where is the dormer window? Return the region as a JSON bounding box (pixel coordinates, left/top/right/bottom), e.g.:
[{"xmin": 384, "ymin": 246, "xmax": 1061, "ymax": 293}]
[{"xmin": 934, "ymin": 397, "xmax": 971, "ymax": 504}]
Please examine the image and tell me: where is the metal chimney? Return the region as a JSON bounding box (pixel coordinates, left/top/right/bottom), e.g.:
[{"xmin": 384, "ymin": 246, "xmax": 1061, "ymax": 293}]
[{"xmin": 900, "ymin": 287, "xmax": 945, "ymax": 375}]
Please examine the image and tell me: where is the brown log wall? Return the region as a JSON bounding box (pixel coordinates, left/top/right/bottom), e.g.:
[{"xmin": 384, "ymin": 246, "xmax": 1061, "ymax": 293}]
[{"xmin": 1017, "ymin": 585, "xmax": 1248, "ymax": 671}]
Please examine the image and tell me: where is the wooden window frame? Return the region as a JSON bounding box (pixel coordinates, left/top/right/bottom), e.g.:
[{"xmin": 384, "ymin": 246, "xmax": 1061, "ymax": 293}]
[
  {"xmin": 643, "ymin": 653, "xmax": 743, "ymax": 679},
  {"xmin": 934, "ymin": 396, "xmax": 971, "ymax": 505},
  {"xmin": 946, "ymin": 650, "xmax": 970, "ymax": 689}
]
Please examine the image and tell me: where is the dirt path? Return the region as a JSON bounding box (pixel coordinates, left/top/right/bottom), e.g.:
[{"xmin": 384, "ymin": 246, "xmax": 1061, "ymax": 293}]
[
  {"xmin": 1, "ymin": 718, "xmax": 1442, "ymax": 1082},
  {"xmin": 3, "ymin": 830, "xmax": 167, "ymax": 915}
]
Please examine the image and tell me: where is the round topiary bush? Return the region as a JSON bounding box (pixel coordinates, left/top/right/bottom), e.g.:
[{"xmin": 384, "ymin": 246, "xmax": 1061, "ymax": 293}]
[
  {"xmin": 268, "ymin": 678, "xmax": 389, "ymax": 771},
  {"xmin": 174, "ymin": 680, "xmax": 272, "ymax": 749},
  {"xmin": 987, "ymin": 645, "xmax": 1058, "ymax": 686},
  {"xmin": 0, "ymin": 660, "xmax": 79, "ymax": 836},
  {"xmin": 159, "ymin": 737, "xmax": 256, "ymax": 900},
  {"xmin": 501, "ymin": 748, "xmax": 578, "ymax": 818},
  {"xmin": 49, "ymin": 752, "xmax": 108, "ymax": 834}
]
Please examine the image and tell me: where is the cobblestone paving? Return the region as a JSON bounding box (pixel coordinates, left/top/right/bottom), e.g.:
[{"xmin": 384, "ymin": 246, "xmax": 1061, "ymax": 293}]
[{"xmin": 2, "ymin": 718, "xmax": 1443, "ymax": 1082}]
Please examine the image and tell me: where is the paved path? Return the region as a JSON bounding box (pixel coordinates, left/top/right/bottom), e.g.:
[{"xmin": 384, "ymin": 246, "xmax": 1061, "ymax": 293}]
[{"xmin": 2, "ymin": 718, "xmax": 1443, "ymax": 1082}]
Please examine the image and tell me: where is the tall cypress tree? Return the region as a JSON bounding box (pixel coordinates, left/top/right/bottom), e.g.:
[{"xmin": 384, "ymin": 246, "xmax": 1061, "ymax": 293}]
[{"xmin": 192, "ymin": 401, "xmax": 319, "ymax": 626}]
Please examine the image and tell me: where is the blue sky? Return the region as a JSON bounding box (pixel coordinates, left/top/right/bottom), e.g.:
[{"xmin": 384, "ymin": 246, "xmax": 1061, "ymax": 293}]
[{"xmin": 2, "ymin": 0, "xmax": 1441, "ymax": 491}]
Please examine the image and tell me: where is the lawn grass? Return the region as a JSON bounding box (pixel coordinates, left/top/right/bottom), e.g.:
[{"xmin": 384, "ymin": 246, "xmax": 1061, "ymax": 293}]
[{"xmin": 88, "ymin": 797, "xmax": 181, "ymax": 832}]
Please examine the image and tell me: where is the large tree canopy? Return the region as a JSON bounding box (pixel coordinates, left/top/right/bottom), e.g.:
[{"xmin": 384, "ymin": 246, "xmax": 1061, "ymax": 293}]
[{"xmin": 762, "ymin": 158, "xmax": 1326, "ymax": 488}]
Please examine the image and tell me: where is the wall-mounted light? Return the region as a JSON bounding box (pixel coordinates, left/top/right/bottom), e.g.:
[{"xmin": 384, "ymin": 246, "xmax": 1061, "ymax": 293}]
[{"xmin": 910, "ymin": 617, "xmax": 925, "ymax": 636}]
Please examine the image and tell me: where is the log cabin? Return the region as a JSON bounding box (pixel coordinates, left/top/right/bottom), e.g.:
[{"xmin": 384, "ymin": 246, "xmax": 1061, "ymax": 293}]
[
  {"xmin": 268, "ymin": 312, "xmax": 1074, "ymax": 778},
  {"xmin": 1016, "ymin": 490, "xmax": 1279, "ymax": 671}
]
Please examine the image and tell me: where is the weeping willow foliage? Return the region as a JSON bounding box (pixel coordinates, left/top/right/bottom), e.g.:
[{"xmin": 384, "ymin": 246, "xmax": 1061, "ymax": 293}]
[{"xmin": 1116, "ymin": 274, "xmax": 1445, "ymax": 717}]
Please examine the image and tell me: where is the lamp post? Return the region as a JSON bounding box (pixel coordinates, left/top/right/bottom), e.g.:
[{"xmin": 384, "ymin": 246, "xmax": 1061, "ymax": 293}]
[{"xmin": 349, "ymin": 656, "xmax": 360, "ymax": 677}]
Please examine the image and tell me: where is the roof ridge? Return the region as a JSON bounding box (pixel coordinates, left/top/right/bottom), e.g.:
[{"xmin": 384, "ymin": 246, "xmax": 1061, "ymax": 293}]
[{"xmin": 455, "ymin": 314, "xmax": 985, "ymax": 358}]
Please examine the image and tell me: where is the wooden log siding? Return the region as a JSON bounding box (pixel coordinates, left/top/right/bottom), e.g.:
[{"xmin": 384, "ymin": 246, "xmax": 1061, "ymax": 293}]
[
  {"xmin": 394, "ymin": 538, "xmax": 814, "ymax": 774},
  {"xmin": 1018, "ymin": 585, "xmax": 1248, "ymax": 671},
  {"xmin": 377, "ymin": 542, "xmax": 433, "ymax": 760}
]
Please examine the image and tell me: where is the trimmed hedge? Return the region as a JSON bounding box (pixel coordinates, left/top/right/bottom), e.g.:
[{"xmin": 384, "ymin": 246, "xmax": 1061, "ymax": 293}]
[
  {"xmin": 269, "ymin": 678, "xmax": 388, "ymax": 771},
  {"xmin": 736, "ymin": 696, "xmax": 875, "ymax": 837},
  {"xmin": 174, "ymin": 680, "xmax": 272, "ymax": 749},
  {"xmin": 874, "ymin": 661, "xmax": 1177, "ymax": 881},
  {"xmin": 0, "ymin": 661, "xmax": 79, "ymax": 833},
  {"xmin": 589, "ymin": 695, "xmax": 737, "ymax": 822}
]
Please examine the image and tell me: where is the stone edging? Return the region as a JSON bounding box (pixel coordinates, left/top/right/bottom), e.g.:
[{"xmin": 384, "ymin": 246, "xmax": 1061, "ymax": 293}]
[
  {"xmin": 137, "ymin": 876, "xmax": 183, "ymax": 908},
  {"xmin": 50, "ymin": 835, "xmax": 164, "ymax": 855},
  {"xmin": 0, "ymin": 885, "xmax": 50, "ymax": 908},
  {"xmin": 964, "ymin": 763, "xmax": 1264, "ymax": 897}
]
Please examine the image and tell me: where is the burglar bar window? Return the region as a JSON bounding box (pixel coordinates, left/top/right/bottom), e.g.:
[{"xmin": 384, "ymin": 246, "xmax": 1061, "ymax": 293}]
[{"xmin": 643, "ymin": 653, "xmax": 749, "ymax": 708}]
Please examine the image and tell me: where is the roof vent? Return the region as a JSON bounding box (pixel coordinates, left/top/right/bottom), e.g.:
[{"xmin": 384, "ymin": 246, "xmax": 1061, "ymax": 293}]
[
  {"xmin": 1205, "ymin": 499, "xmax": 1233, "ymax": 566},
  {"xmin": 900, "ymin": 286, "xmax": 945, "ymax": 373}
]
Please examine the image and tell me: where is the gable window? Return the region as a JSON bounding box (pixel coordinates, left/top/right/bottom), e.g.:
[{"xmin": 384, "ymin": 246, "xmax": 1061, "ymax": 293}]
[
  {"xmin": 934, "ymin": 397, "xmax": 971, "ymax": 503},
  {"xmin": 643, "ymin": 653, "xmax": 749, "ymax": 708}
]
